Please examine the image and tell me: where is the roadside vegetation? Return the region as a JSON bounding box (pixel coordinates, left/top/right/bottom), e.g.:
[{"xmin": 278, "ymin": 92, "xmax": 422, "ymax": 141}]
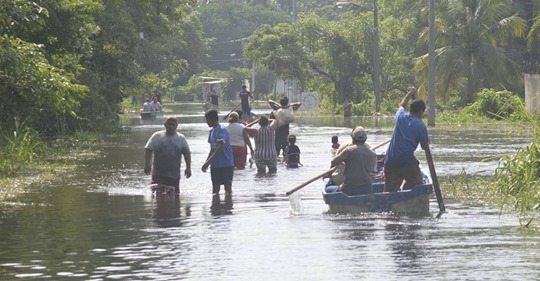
[
  {"xmin": 446, "ymin": 96, "xmax": 540, "ymax": 228},
  {"xmin": 0, "ymin": 123, "xmax": 100, "ymax": 200}
]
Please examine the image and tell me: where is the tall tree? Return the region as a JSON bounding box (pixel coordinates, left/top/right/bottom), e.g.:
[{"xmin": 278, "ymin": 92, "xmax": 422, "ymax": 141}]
[
  {"xmin": 416, "ymin": 0, "xmax": 526, "ymax": 105},
  {"xmin": 245, "ymin": 14, "xmax": 376, "ymax": 115},
  {"xmin": 521, "ymin": 0, "xmax": 540, "ymax": 73},
  {"xmin": 0, "ymin": 0, "xmax": 94, "ymax": 134},
  {"xmin": 0, "ymin": 0, "xmax": 206, "ymax": 134},
  {"xmin": 198, "ymin": 0, "xmax": 288, "ymax": 70}
]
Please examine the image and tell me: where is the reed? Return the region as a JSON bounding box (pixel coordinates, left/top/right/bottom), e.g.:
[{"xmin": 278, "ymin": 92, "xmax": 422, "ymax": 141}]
[
  {"xmin": 447, "ymin": 102, "xmax": 540, "ymax": 228},
  {"xmin": 0, "ymin": 125, "xmax": 49, "ymax": 176}
]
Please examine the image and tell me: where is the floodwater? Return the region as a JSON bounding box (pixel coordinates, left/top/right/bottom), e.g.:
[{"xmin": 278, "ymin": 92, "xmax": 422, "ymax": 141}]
[{"xmin": 0, "ymin": 104, "xmax": 538, "ymax": 280}]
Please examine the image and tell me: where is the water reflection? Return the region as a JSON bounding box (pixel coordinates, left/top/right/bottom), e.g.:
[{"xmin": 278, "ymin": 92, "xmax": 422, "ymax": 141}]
[
  {"xmin": 384, "ymin": 221, "xmax": 424, "ymax": 270},
  {"xmin": 148, "ymin": 194, "xmax": 193, "ymax": 228},
  {"xmin": 210, "ymin": 193, "xmax": 233, "ymax": 216}
]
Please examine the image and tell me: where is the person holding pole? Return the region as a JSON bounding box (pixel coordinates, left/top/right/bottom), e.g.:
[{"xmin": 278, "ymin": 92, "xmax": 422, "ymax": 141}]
[{"xmin": 383, "ymin": 86, "xmax": 430, "ymax": 192}]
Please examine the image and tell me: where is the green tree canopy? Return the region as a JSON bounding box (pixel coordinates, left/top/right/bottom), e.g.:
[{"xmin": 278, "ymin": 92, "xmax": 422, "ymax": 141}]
[{"xmin": 416, "ymin": 0, "xmax": 526, "ymax": 105}]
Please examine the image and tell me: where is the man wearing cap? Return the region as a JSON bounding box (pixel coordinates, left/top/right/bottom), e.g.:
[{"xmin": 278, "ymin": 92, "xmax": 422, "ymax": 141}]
[
  {"xmin": 330, "ymin": 126, "xmax": 377, "ymax": 195},
  {"xmin": 384, "ymin": 86, "xmax": 430, "ymax": 192}
]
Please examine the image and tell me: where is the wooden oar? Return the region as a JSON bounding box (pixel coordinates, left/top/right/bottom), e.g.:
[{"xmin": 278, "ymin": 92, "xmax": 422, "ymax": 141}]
[
  {"xmin": 222, "ymin": 102, "xmax": 242, "ymax": 120},
  {"xmin": 285, "ymin": 139, "xmax": 391, "ymax": 196},
  {"xmin": 370, "ymin": 139, "xmax": 390, "ymax": 151},
  {"xmin": 425, "ymin": 146, "xmax": 445, "ymax": 212},
  {"xmin": 285, "ymin": 167, "xmax": 337, "ymax": 196}
]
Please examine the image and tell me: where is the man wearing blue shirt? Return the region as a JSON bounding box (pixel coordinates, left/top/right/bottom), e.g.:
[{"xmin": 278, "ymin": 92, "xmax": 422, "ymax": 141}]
[
  {"xmin": 384, "ymin": 86, "xmax": 430, "ymax": 192},
  {"xmin": 202, "ymin": 109, "xmax": 235, "ymax": 195}
]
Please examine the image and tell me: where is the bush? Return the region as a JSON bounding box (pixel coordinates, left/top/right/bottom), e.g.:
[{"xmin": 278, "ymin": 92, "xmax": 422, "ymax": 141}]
[
  {"xmin": 463, "ymin": 89, "xmax": 524, "ymax": 120},
  {"xmin": 350, "ymin": 100, "xmax": 374, "ymax": 116}
]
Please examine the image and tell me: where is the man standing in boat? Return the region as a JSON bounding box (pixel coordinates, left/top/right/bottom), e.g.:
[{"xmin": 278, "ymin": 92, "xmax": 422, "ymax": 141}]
[
  {"xmin": 144, "ymin": 117, "xmax": 192, "ymax": 194},
  {"xmin": 329, "ymin": 126, "xmax": 377, "ymax": 195},
  {"xmin": 208, "ymin": 85, "xmax": 219, "ymax": 107},
  {"xmin": 384, "ymin": 86, "xmax": 430, "ymax": 192}
]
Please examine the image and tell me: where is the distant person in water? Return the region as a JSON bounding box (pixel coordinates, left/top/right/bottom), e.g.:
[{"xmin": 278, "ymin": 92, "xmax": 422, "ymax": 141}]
[
  {"xmin": 244, "ymin": 115, "xmax": 279, "ymax": 174},
  {"xmin": 331, "ymin": 135, "xmax": 341, "ymax": 157},
  {"xmin": 284, "ymin": 135, "xmax": 301, "ymax": 168},
  {"xmin": 331, "ymin": 136, "xmax": 340, "ymax": 149},
  {"xmin": 239, "ymin": 85, "xmax": 253, "ymax": 117},
  {"xmin": 269, "ymin": 96, "xmax": 301, "ymax": 156},
  {"xmin": 226, "ymin": 112, "xmax": 254, "ymax": 169}
]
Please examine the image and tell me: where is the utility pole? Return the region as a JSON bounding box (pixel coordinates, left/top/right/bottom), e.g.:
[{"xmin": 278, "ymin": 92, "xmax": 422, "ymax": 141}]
[
  {"xmin": 292, "ymin": 0, "xmax": 298, "ymax": 101},
  {"xmin": 336, "ymin": 1, "xmax": 381, "ymax": 112},
  {"xmin": 427, "ymin": 0, "xmax": 436, "ymax": 126},
  {"xmin": 251, "ymin": 61, "xmax": 256, "ymax": 98},
  {"xmin": 291, "ymin": 0, "xmax": 299, "ymax": 101},
  {"xmin": 292, "ymin": 0, "xmax": 297, "ymax": 22},
  {"xmin": 372, "ymin": 0, "xmax": 381, "ymax": 113}
]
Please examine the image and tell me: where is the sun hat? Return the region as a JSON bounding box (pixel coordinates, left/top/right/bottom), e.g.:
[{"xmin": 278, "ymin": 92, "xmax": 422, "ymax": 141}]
[{"xmin": 351, "ymin": 126, "xmax": 367, "ymax": 141}]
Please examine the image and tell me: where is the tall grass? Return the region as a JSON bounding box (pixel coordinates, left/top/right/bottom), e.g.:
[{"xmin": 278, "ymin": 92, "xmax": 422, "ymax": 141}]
[
  {"xmin": 447, "ymin": 102, "xmax": 540, "ymax": 228},
  {"xmin": 0, "ymin": 126, "xmax": 49, "ymax": 176},
  {"xmin": 0, "ymin": 121, "xmax": 99, "ymax": 177}
]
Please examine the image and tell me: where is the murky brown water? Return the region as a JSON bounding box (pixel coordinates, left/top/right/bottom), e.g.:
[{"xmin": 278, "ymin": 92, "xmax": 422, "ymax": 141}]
[{"xmin": 0, "ymin": 103, "xmax": 537, "ymax": 280}]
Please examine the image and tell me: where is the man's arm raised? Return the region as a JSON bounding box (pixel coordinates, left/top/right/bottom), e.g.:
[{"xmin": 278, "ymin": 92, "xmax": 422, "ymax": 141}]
[{"xmin": 399, "ymin": 86, "xmax": 417, "ymax": 109}]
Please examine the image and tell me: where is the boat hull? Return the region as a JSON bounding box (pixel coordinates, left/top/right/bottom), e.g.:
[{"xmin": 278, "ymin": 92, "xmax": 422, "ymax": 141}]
[
  {"xmin": 322, "ymin": 183, "xmax": 433, "ymax": 214},
  {"xmin": 140, "ymin": 111, "xmax": 164, "ymax": 119}
]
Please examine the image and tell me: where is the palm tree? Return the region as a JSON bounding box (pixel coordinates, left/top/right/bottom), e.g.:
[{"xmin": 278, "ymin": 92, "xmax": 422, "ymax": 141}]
[
  {"xmin": 524, "ymin": 0, "xmax": 540, "ymax": 73},
  {"xmin": 416, "ymin": 0, "xmax": 526, "ymax": 105}
]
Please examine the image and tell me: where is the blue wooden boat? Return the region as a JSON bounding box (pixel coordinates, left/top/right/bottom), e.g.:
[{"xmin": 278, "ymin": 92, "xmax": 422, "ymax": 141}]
[
  {"xmin": 322, "ymin": 171, "xmax": 433, "ymax": 214},
  {"xmin": 322, "ymin": 183, "xmax": 433, "ymax": 214}
]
